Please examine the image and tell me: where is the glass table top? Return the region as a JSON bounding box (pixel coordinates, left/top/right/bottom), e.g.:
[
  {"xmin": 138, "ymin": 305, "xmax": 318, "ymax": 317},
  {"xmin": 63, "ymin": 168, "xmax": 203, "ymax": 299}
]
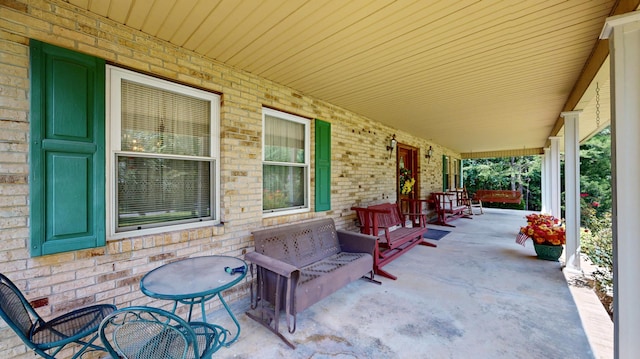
[{"xmin": 140, "ymin": 255, "xmax": 246, "ymax": 300}]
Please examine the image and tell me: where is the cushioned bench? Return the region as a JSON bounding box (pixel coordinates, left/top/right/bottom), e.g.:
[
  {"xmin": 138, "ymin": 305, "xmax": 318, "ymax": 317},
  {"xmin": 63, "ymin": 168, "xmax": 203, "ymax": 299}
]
[
  {"xmin": 351, "ymin": 202, "xmax": 434, "ymax": 280},
  {"xmin": 244, "ymin": 218, "xmax": 379, "ymax": 348}
]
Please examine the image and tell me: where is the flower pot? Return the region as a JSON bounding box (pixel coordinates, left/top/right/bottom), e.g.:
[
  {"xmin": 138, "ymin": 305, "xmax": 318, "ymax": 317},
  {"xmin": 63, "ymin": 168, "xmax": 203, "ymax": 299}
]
[{"xmin": 533, "ymin": 243, "xmax": 563, "ymax": 261}]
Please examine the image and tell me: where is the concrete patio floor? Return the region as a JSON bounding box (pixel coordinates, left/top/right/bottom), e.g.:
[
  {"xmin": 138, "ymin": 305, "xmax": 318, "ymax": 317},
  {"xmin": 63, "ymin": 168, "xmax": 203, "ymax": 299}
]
[{"xmin": 209, "ymin": 208, "xmax": 613, "ymax": 359}]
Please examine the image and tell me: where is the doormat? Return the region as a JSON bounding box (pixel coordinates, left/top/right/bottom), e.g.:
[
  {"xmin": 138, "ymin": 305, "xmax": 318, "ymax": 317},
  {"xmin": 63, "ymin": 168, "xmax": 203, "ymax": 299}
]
[{"xmin": 423, "ymin": 229, "xmax": 451, "ymax": 240}]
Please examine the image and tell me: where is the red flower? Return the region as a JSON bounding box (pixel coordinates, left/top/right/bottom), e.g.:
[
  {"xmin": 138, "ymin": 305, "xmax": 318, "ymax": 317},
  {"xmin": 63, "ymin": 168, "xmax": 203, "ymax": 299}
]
[{"xmin": 520, "ymin": 213, "xmax": 566, "ymax": 246}]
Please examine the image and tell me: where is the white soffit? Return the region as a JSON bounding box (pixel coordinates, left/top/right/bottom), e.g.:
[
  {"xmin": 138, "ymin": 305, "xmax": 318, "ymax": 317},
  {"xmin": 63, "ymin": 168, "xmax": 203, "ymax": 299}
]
[{"xmin": 63, "ymin": 0, "xmax": 621, "ymax": 154}]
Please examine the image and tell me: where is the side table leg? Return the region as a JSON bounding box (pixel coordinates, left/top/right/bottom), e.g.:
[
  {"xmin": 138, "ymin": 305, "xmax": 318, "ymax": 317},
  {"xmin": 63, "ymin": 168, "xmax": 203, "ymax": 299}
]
[
  {"xmin": 187, "ymin": 303, "xmax": 194, "ymax": 322},
  {"xmin": 200, "ymin": 299, "xmax": 207, "ymax": 325},
  {"xmin": 171, "ymin": 301, "xmax": 178, "ymax": 314},
  {"xmin": 217, "ymin": 292, "xmax": 241, "ymax": 346}
]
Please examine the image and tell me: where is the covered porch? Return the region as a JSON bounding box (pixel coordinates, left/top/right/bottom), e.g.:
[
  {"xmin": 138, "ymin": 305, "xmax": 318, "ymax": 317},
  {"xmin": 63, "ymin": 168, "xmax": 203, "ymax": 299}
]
[
  {"xmin": 0, "ymin": 1, "xmax": 634, "ymax": 358},
  {"xmin": 210, "ymin": 209, "xmax": 612, "ymax": 358}
]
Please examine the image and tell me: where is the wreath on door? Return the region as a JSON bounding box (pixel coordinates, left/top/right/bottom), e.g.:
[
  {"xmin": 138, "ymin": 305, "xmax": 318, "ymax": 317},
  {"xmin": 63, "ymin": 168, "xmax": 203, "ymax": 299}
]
[{"xmin": 399, "ymin": 168, "xmax": 415, "ymax": 194}]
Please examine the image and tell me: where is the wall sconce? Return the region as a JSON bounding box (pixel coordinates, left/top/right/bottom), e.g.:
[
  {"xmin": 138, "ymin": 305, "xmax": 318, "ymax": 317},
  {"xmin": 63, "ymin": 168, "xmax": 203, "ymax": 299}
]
[
  {"xmin": 425, "ymin": 145, "xmax": 433, "ymax": 163},
  {"xmin": 387, "ymin": 134, "xmax": 397, "ymax": 159}
]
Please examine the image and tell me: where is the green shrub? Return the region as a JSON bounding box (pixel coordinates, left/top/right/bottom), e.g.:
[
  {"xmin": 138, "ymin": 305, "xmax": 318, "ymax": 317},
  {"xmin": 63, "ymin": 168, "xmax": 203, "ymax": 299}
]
[{"xmin": 581, "ymin": 206, "xmax": 613, "ymax": 295}]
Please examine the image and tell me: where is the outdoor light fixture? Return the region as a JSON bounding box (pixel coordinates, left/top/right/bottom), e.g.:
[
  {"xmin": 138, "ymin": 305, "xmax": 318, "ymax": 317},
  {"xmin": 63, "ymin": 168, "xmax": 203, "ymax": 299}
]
[
  {"xmin": 387, "ymin": 134, "xmax": 397, "ymax": 159},
  {"xmin": 426, "ymin": 146, "xmax": 433, "ymax": 163}
]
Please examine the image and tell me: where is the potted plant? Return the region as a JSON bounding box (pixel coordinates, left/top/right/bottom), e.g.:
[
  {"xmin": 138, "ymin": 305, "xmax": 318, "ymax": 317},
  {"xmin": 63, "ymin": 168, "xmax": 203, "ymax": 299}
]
[{"xmin": 518, "ymin": 213, "xmax": 566, "ymax": 261}]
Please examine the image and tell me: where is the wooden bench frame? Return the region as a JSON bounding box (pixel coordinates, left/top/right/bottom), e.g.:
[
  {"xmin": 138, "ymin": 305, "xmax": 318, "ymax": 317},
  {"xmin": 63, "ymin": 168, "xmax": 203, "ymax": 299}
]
[
  {"xmin": 400, "ymin": 198, "xmax": 430, "ymax": 228},
  {"xmin": 474, "ymin": 189, "xmax": 522, "ymax": 204},
  {"xmin": 430, "ymin": 191, "xmax": 472, "ymax": 227},
  {"xmin": 351, "ymin": 202, "xmax": 435, "ymax": 280}
]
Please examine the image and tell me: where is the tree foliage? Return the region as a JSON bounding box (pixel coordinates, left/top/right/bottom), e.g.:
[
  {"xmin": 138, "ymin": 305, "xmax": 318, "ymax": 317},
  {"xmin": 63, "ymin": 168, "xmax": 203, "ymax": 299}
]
[
  {"xmin": 580, "ymin": 127, "xmax": 612, "ymax": 216},
  {"xmin": 463, "ymin": 126, "xmax": 611, "ymax": 214},
  {"xmin": 580, "ymin": 127, "xmax": 613, "ymax": 312},
  {"xmin": 464, "ymin": 156, "xmax": 541, "ymax": 210}
]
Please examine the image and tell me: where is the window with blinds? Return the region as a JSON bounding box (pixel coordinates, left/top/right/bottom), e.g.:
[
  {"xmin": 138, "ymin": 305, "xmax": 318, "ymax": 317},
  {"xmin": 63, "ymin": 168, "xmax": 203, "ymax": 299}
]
[
  {"xmin": 107, "ymin": 66, "xmax": 220, "ymax": 235},
  {"xmin": 262, "ymin": 108, "xmax": 310, "ymax": 216}
]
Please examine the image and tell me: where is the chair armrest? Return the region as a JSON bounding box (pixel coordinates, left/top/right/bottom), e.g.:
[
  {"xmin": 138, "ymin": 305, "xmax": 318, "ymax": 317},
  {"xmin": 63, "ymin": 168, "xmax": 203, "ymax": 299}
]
[
  {"xmin": 244, "ymin": 251, "xmax": 299, "ymax": 278},
  {"xmin": 34, "ymin": 304, "xmax": 117, "ymax": 344},
  {"xmin": 337, "ymin": 229, "xmax": 377, "ymax": 256}
]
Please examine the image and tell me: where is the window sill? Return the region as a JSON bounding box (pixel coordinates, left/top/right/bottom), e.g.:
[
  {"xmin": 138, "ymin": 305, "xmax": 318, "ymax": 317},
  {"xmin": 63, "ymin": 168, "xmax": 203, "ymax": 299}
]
[{"xmin": 107, "ymin": 220, "xmax": 223, "ymax": 241}]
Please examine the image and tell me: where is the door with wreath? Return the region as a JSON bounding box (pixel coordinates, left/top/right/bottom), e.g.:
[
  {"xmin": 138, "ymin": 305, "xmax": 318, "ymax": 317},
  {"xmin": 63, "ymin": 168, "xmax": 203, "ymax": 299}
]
[{"xmin": 396, "ymin": 144, "xmax": 419, "ymax": 212}]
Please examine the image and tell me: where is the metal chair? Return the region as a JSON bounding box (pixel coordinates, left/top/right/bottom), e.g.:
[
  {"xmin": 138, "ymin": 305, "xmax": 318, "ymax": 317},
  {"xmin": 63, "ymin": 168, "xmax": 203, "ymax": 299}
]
[
  {"xmin": 99, "ymin": 306, "xmax": 227, "ymax": 359},
  {"xmin": 0, "ymin": 273, "xmax": 116, "ymax": 359}
]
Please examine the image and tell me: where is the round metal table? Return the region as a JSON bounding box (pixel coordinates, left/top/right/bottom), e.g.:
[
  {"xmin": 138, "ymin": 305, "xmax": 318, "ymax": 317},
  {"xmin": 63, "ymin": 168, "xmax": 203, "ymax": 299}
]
[{"xmin": 140, "ymin": 255, "xmax": 247, "ymax": 346}]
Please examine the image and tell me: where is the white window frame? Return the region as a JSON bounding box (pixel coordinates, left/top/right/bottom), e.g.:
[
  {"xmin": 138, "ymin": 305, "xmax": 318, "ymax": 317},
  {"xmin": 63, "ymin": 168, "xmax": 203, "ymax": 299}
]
[
  {"xmin": 106, "ymin": 65, "xmax": 220, "ymax": 239},
  {"xmin": 262, "ymin": 108, "xmax": 310, "ymax": 217}
]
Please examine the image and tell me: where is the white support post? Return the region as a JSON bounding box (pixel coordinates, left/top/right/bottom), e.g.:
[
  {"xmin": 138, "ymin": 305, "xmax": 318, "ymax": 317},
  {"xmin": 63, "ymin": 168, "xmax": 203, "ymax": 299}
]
[
  {"xmin": 541, "ymin": 148, "xmax": 550, "ymax": 214},
  {"xmin": 549, "ymin": 137, "xmax": 561, "ymax": 219},
  {"xmin": 601, "ymin": 12, "xmax": 640, "ymax": 359},
  {"xmin": 562, "ymin": 111, "xmax": 582, "ymax": 272}
]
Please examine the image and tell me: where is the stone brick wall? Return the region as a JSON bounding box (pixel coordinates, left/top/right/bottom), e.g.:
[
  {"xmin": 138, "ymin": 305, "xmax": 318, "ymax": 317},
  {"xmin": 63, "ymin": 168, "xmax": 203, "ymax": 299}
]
[{"xmin": 0, "ymin": 1, "xmax": 459, "ymax": 357}]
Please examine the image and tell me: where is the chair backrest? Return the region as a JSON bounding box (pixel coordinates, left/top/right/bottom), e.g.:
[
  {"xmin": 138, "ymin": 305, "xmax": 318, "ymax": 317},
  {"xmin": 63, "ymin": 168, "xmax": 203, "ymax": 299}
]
[
  {"xmin": 99, "ymin": 306, "xmax": 200, "ymax": 359},
  {"xmin": 0, "ymin": 273, "xmax": 41, "ymax": 347},
  {"xmin": 368, "ymin": 203, "xmax": 404, "ymax": 228},
  {"xmin": 252, "ymin": 218, "xmax": 341, "ymax": 268}
]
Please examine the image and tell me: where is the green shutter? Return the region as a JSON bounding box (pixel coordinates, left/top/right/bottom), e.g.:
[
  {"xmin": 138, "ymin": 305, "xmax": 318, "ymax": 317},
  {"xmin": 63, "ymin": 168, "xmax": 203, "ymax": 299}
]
[
  {"xmin": 30, "ymin": 40, "xmax": 105, "ymax": 256},
  {"xmin": 442, "ymin": 155, "xmax": 449, "ymax": 191},
  {"xmin": 315, "ymin": 119, "xmax": 331, "ymax": 211}
]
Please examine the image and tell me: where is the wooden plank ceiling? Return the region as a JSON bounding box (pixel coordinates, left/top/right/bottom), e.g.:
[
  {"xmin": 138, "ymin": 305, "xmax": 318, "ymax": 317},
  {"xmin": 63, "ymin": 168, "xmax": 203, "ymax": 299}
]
[{"xmin": 65, "ymin": 0, "xmax": 627, "ymax": 155}]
